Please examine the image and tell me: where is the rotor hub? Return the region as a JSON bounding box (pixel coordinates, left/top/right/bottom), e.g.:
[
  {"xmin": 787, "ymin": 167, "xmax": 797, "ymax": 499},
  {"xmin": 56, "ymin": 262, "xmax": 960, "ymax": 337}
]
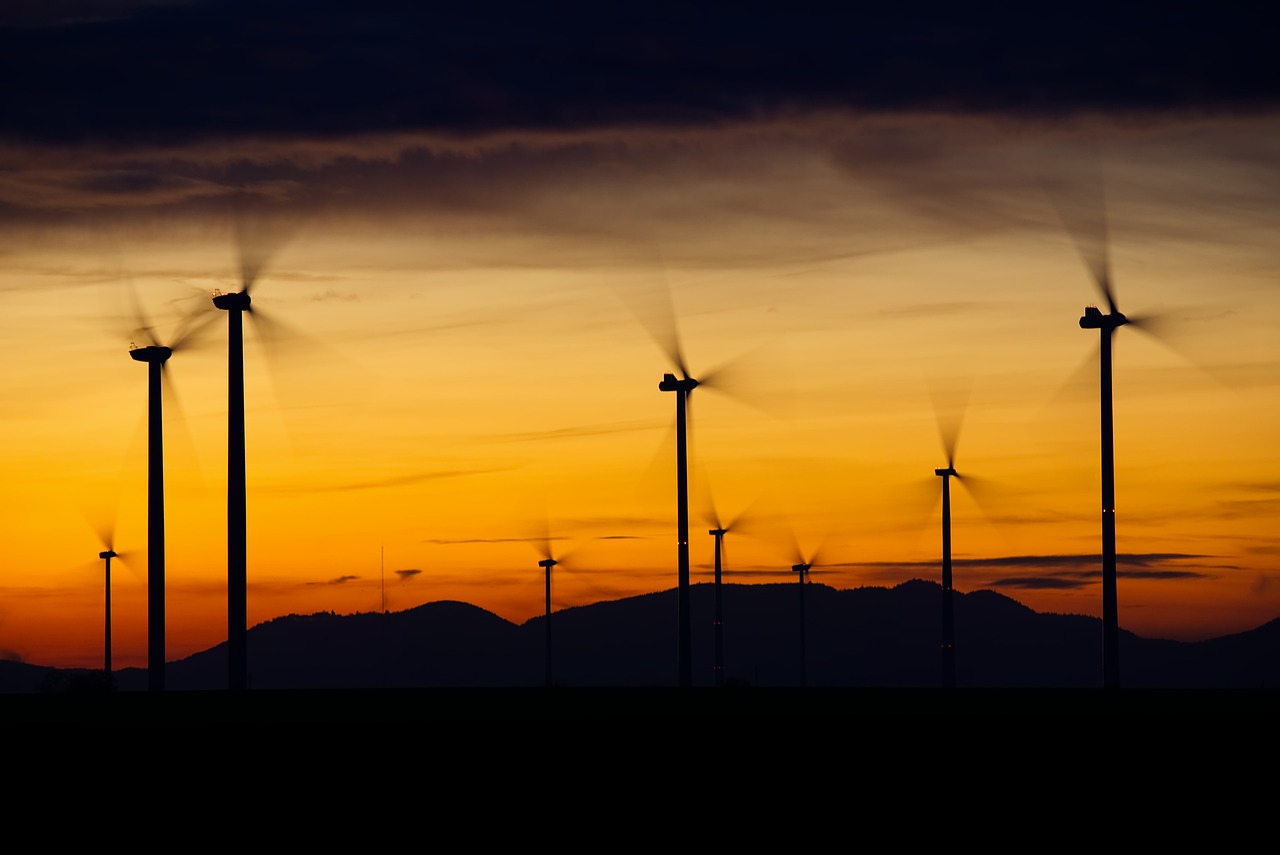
[
  {"xmin": 1079, "ymin": 305, "xmax": 1128, "ymax": 331},
  {"xmin": 129, "ymin": 344, "xmax": 172, "ymax": 363},
  {"xmin": 213, "ymin": 290, "xmax": 252, "ymax": 311},
  {"xmin": 658, "ymin": 373, "xmax": 698, "ymax": 393}
]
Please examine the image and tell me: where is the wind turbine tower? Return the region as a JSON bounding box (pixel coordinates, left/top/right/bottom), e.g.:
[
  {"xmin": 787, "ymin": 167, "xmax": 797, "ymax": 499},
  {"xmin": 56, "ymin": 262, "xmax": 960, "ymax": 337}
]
[
  {"xmin": 539, "ymin": 556, "xmax": 557, "ymax": 688},
  {"xmin": 709, "ymin": 526, "xmax": 727, "ymax": 686},
  {"xmin": 792, "ymin": 561, "xmax": 810, "ymax": 687},
  {"xmin": 98, "ymin": 548, "xmax": 117, "ymax": 685},
  {"xmin": 1080, "ymin": 302, "xmax": 1126, "ymax": 689},
  {"xmin": 130, "ymin": 342, "xmax": 171, "ymax": 692},
  {"xmin": 659, "ymin": 371, "xmax": 698, "ymax": 688},
  {"xmin": 934, "ymin": 463, "xmax": 957, "ymax": 689},
  {"xmin": 213, "ymin": 288, "xmax": 250, "ymax": 691}
]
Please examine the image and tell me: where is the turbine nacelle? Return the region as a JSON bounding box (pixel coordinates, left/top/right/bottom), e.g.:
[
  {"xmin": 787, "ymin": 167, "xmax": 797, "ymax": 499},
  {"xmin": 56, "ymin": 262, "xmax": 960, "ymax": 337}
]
[
  {"xmin": 1079, "ymin": 305, "xmax": 1128, "ymax": 331},
  {"xmin": 538, "ymin": 558, "xmax": 557, "ymax": 569},
  {"xmin": 935, "ymin": 466, "xmax": 957, "ymax": 478},
  {"xmin": 792, "ymin": 563, "xmax": 811, "ymax": 575},
  {"xmin": 213, "ymin": 290, "xmax": 252, "ymax": 312},
  {"xmin": 658, "ymin": 372, "xmax": 698, "ymax": 393},
  {"xmin": 709, "ymin": 528, "xmax": 727, "ymax": 537},
  {"xmin": 129, "ymin": 344, "xmax": 172, "ymax": 364},
  {"xmin": 99, "ymin": 550, "xmax": 116, "ymax": 560}
]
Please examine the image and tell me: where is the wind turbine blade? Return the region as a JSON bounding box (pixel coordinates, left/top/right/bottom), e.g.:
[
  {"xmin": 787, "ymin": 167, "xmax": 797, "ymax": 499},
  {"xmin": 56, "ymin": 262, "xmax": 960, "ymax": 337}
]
[
  {"xmin": 700, "ymin": 481, "xmax": 769, "ymax": 538},
  {"xmin": 233, "ymin": 199, "xmax": 309, "ymax": 295},
  {"xmin": 695, "ymin": 465, "xmax": 722, "ymax": 530},
  {"xmin": 684, "ymin": 388, "xmax": 697, "ymax": 478},
  {"xmin": 529, "ymin": 513, "xmax": 555, "ymax": 563},
  {"xmin": 168, "ymin": 295, "xmax": 222, "ymax": 353},
  {"xmin": 120, "ymin": 548, "xmax": 147, "ymax": 582},
  {"xmin": 554, "ymin": 544, "xmax": 578, "ymax": 570},
  {"xmin": 929, "ymin": 378, "xmax": 971, "ymax": 468},
  {"xmin": 1044, "ymin": 143, "xmax": 1117, "ymax": 313},
  {"xmin": 81, "ymin": 492, "xmax": 122, "ymax": 555},
  {"xmin": 696, "ymin": 341, "xmax": 790, "ymax": 416},
  {"xmin": 640, "ymin": 419, "xmax": 677, "ymax": 507},
  {"xmin": 613, "ymin": 244, "xmax": 689, "ymax": 378},
  {"xmin": 125, "ymin": 278, "xmax": 161, "ymax": 348},
  {"xmin": 234, "ymin": 208, "xmax": 282, "ymax": 295},
  {"xmin": 243, "ymin": 303, "xmax": 349, "ymax": 451},
  {"xmin": 159, "ymin": 363, "xmax": 204, "ymax": 485},
  {"xmin": 1050, "ymin": 343, "xmax": 1101, "ymax": 408},
  {"xmin": 246, "ymin": 301, "xmax": 351, "ymax": 383},
  {"xmin": 784, "ymin": 524, "xmax": 806, "ymax": 567},
  {"xmin": 955, "ymin": 465, "xmax": 996, "ymax": 507},
  {"xmin": 1126, "ymin": 307, "xmax": 1243, "ymax": 389}
]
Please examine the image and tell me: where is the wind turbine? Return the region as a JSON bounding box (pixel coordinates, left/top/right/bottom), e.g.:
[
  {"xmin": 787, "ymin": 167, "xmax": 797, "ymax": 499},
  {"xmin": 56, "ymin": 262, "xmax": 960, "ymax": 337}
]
[
  {"xmin": 658, "ymin": 343, "xmax": 751, "ymax": 687},
  {"xmin": 538, "ymin": 554, "xmax": 557, "ymax": 688},
  {"xmin": 701, "ymin": 485, "xmax": 761, "ymax": 687},
  {"xmin": 97, "ymin": 546, "xmax": 116, "ymax": 687},
  {"xmin": 1079, "ymin": 283, "xmax": 1129, "ymax": 689},
  {"xmin": 708, "ymin": 525, "xmax": 728, "ymax": 686},
  {"xmin": 1053, "ymin": 161, "xmax": 1153, "ymax": 690},
  {"xmin": 211, "ymin": 211, "xmax": 296, "ymax": 691},
  {"xmin": 212, "ymin": 275, "xmax": 249, "ymax": 692},
  {"xmin": 783, "ymin": 534, "xmax": 830, "ymax": 689},
  {"xmin": 620, "ymin": 249, "xmax": 768, "ymax": 687},
  {"xmin": 658, "ymin": 362, "xmax": 698, "ymax": 688},
  {"xmin": 529, "ymin": 522, "xmax": 589, "ymax": 688},
  {"xmin": 126, "ymin": 287, "xmax": 212, "ymax": 692},
  {"xmin": 91, "ymin": 515, "xmax": 139, "ymax": 691},
  {"xmin": 792, "ymin": 560, "xmax": 811, "ymax": 688},
  {"xmin": 620, "ymin": 257, "xmax": 711, "ymax": 687},
  {"xmin": 931, "ymin": 382, "xmax": 971, "ymax": 690}
]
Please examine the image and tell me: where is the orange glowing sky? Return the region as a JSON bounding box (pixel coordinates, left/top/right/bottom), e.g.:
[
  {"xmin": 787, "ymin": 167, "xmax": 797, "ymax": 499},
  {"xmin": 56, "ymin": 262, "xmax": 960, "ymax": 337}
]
[
  {"xmin": 1, "ymin": 5, "xmax": 1278, "ymax": 672},
  {"xmin": 3, "ymin": 111, "xmax": 1278, "ymax": 670}
]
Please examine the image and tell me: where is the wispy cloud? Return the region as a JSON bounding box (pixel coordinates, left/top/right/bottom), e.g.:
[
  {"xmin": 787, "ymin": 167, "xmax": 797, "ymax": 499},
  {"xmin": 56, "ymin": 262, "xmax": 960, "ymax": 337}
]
[
  {"xmin": 261, "ymin": 467, "xmax": 518, "ymax": 493},
  {"xmin": 486, "ymin": 419, "xmax": 663, "ymax": 443},
  {"xmin": 852, "ymin": 552, "xmax": 1220, "ymax": 591},
  {"xmin": 307, "ymin": 575, "xmax": 360, "ymax": 586}
]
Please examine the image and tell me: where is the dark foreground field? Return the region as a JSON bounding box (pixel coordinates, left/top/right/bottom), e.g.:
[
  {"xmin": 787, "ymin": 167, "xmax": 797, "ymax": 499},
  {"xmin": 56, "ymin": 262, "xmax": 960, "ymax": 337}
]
[{"xmin": 5, "ymin": 687, "xmax": 1279, "ymax": 722}]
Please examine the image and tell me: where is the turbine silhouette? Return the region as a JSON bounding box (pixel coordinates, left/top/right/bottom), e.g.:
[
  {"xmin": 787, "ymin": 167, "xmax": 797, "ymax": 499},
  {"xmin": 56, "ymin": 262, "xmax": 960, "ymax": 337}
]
[
  {"xmin": 701, "ymin": 485, "xmax": 761, "ymax": 687},
  {"xmin": 1079, "ymin": 288, "xmax": 1128, "ymax": 688},
  {"xmin": 620, "ymin": 248, "xmax": 771, "ymax": 687},
  {"xmin": 538, "ymin": 555, "xmax": 557, "ymax": 688},
  {"xmin": 658, "ymin": 364, "xmax": 698, "ymax": 688},
  {"xmin": 931, "ymin": 381, "xmax": 971, "ymax": 690},
  {"xmin": 784, "ymin": 535, "xmax": 829, "ymax": 689},
  {"xmin": 792, "ymin": 560, "xmax": 811, "ymax": 688},
  {"xmin": 532, "ymin": 530, "xmax": 574, "ymax": 689},
  {"xmin": 212, "ymin": 210, "xmax": 296, "ymax": 691},
  {"xmin": 126, "ymin": 285, "xmax": 213, "ymax": 691},
  {"xmin": 655, "ymin": 334, "xmax": 747, "ymax": 687},
  {"xmin": 97, "ymin": 544, "xmax": 117, "ymax": 687},
  {"xmin": 708, "ymin": 525, "xmax": 728, "ymax": 686},
  {"xmin": 1053, "ymin": 161, "xmax": 1157, "ymax": 689},
  {"xmin": 91, "ymin": 510, "xmax": 139, "ymax": 691}
]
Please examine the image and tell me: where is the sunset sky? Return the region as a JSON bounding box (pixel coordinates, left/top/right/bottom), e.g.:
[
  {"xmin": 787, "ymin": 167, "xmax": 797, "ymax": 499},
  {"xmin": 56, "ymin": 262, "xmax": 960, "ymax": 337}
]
[{"xmin": 2, "ymin": 2, "xmax": 1278, "ymax": 672}]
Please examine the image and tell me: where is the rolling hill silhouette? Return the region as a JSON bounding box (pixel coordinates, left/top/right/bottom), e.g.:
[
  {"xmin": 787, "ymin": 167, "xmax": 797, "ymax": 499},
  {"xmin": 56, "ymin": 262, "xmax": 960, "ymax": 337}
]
[{"xmin": 7, "ymin": 580, "xmax": 1279, "ymax": 695}]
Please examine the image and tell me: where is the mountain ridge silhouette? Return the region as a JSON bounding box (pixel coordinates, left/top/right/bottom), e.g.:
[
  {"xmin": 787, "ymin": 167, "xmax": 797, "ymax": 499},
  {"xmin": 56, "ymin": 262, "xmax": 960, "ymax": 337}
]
[{"xmin": 8, "ymin": 579, "xmax": 1279, "ymax": 694}]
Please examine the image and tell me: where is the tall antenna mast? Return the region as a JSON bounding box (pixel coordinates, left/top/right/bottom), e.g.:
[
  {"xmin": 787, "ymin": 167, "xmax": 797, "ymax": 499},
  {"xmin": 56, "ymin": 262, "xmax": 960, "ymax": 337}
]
[{"xmin": 381, "ymin": 544, "xmax": 385, "ymax": 614}]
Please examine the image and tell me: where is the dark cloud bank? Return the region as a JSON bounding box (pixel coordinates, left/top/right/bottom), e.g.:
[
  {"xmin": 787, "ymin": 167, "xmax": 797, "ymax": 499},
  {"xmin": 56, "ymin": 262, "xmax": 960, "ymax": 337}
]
[{"xmin": 3, "ymin": 2, "xmax": 1278, "ymax": 145}]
